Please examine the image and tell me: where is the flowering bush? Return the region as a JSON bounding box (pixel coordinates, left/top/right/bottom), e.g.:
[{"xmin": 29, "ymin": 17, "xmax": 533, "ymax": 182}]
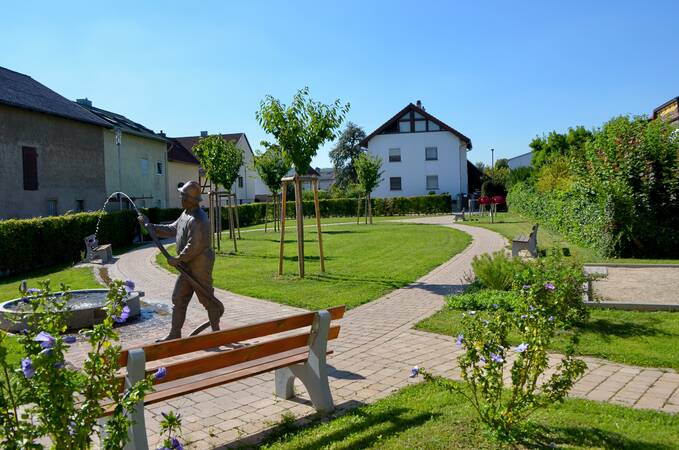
[
  {"xmin": 445, "ymin": 289, "xmax": 522, "ymax": 311},
  {"xmin": 0, "ymin": 279, "xmax": 155, "ymax": 448},
  {"xmin": 157, "ymin": 410, "xmax": 184, "ymax": 450},
  {"xmin": 471, "ymin": 251, "xmax": 527, "ymax": 291}
]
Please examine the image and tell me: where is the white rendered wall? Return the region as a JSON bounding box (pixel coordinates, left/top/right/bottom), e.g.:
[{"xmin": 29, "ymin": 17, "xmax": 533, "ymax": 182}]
[
  {"xmin": 507, "ymin": 151, "xmax": 532, "ymax": 169},
  {"xmin": 367, "ymin": 131, "xmax": 468, "ymax": 198}
]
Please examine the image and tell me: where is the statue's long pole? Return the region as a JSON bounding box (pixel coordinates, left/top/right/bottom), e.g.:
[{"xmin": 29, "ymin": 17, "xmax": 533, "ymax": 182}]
[{"xmin": 140, "ymin": 220, "xmax": 224, "ymax": 336}]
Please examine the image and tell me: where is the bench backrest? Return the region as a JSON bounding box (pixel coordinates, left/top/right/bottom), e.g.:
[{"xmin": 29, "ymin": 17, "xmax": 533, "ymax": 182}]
[
  {"xmin": 530, "ymin": 224, "xmax": 539, "ymax": 241},
  {"xmin": 118, "ymin": 305, "xmax": 345, "ymax": 386}
]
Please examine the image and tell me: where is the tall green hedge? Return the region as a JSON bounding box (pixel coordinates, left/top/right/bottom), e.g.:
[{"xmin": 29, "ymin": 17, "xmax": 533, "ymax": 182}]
[
  {"xmin": 1, "ymin": 194, "xmax": 452, "ymax": 278},
  {"xmin": 0, "ymin": 211, "xmax": 137, "ymax": 277}
]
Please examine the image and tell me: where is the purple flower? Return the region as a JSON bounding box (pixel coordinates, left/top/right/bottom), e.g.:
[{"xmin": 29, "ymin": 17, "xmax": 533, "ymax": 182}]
[
  {"xmin": 21, "ymin": 358, "xmax": 34, "ymax": 378},
  {"xmin": 479, "ymin": 356, "xmax": 487, "ymax": 363},
  {"xmin": 409, "ymin": 366, "xmax": 419, "ymax": 378},
  {"xmin": 522, "ymin": 284, "xmax": 531, "ymax": 291},
  {"xmin": 490, "ymin": 353, "xmax": 503, "ymax": 363},
  {"xmin": 492, "ymin": 304, "xmax": 499, "ymax": 309},
  {"xmin": 521, "ymin": 314, "xmax": 528, "ymax": 319},
  {"xmin": 63, "ymin": 335, "xmax": 77, "ymax": 344},
  {"xmin": 548, "ymin": 316, "xmax": 555, "ymax": 322},
  {"xmin": 39, "ymin": 348, "xmax": 54, "ymax": 357},
  {"xmin": 155, "ymin": 367, "xmax": 167, "ymax": 380},
  {"xmin": 123, "ymin": 279, "xmax": 135, "ymax": 294},
  {"xmin": 456, "ymin": 334, "xmax": 464, "ymax": 346},
  {"xmin": 27, "ymin": 288, "xmax": 41, "ymax": 295},
  {"xmin": 171, "ymin": 437, "xmax": 183, "ymax": 450},
  {"xmin": 114, "ymin": 305, "xmax": 131, "ymax": 323},
  {"xmin": 515, "ymin": 343, "xmax": 529, "ymax": 353},
  {"xmin": 34, "ymin": 331, "xmax": 55, "ymax": 349},
  {"xmin": 68, "ymin": 421, "xmax": 76, "ymax": 436},
  {"xmin": 545, "ymin": 282, "xmax": 556, "ymax": 291}
]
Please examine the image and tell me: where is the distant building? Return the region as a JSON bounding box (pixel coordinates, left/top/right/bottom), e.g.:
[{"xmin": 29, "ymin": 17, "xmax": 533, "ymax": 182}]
[
  {"xmin": 507, "ymin": 151, "xmax": 533, "ymax": 170},
  {"xmin": 653, "ymin": 97, "xmax": 679, "ymax": 127},
  {"xmin": 171, "ymin": 132, "xmax": 261, "ymax": 205},
  {"xmin": 166, "ymin": 137, "xmax": 203, "ymax": 208},
  {"xmin": 315, "ymin": 167, "xmax": 335, "ymax": 190},
  {"xmin": 76, "ymin": 99, "xmax": 169, "ymax": 209},
  {"xmin": 0, "ymin": 67, "xmax": 110, "ymax": 218},
  {"xmin": 361, "ymin": 101, "xmax": 472, "ymax": 198}
]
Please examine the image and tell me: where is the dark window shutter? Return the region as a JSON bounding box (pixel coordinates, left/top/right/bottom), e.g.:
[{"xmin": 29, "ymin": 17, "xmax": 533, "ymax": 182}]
[{"xmin": 22, "ymin": 147, "xmax": 38, "ymax": 190}]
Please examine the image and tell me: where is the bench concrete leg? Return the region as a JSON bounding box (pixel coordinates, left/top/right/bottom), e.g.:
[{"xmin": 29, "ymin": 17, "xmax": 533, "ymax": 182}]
[
  {"xmin": 512, "ymin": 242, "xmax": 526, "ymax": 257},
  {"xmin": 274, "ymin": 311, "xmax": 334, "ymax": 413},
  {"xmin": 124, "ymin": 348, "xmax": 149, "ymax": 450}
]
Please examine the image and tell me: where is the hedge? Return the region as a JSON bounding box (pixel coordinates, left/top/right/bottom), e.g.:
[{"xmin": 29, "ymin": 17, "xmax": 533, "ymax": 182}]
[
  {"xmin": 1, "ymin": 194, "xmax": 453, "ymax": 278},
  {"xmin": 0, "ymin": 211, "xmax": 137, "ymax": 277}
]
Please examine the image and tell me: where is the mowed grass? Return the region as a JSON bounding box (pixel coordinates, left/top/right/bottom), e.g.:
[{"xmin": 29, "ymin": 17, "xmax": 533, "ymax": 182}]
[
  {"xmin": 465, "ymin": 212, "xmax": 679, "ymax": 265},
  {"xmin": 416, "ymin": 308, "xmax": 679, "ymax": 370},
  {"xmin": 259, "ymin": 382, "xmax": 679, "ymax": 449},
  {"xmin": 0, "ymin": 264, "xmax": 100, "ymax": 302},
  {"xmin": 158, "ymin": 223, "xmax": 470, "ymax": 310},
  {"xmin": 236, "ymin": 215, "xmax": 445, "ymax": 232}
]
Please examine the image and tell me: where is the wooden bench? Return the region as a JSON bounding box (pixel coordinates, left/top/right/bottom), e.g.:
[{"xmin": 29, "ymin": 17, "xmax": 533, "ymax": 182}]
[
  {"xmin": 84, "ymin": 234, "xmax": 113, "ymax": 263},
  {"xmin": 452, "ymin": 208, "xmax": 465, "ymax": 223},
  {"xmin": 107, "ymin": 306, "xmax": 345, "ymax": 449},
  {"xmin": 512, "ymin": 224, "xmax": 539, "ymax": 257}
]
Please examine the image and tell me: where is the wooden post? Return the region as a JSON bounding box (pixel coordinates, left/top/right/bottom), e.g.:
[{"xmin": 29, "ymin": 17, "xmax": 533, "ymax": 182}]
[
  {"xmin": 278, "ymin": 181, "xmax": 288, "ymax": 275},
  {"xmin": 209, "ymin": 191, "xmax": 214, "ymax": 249},
  {"xmin": 234, "ymin": 193, "xmax": 241, "ymax": 239},
  {"xmin": 313, "ymin": 177, "xmax": 325, "ymax": 272},
  {"xmin": 364, "ymin": 195, "xmax": 368, "ymax": 225},
  {"xmin": 216, "ymin": 193, "xmax": 222, "ymax": 252},
  {"xmin": 356, "ymin": 195, "xmax": 361, "ymax": 225},
  {"xmin": 264, "ymin": 199, "xmax": 269, "ymax": 233},
  {"xmin": 227, "ymin": 192, "xmax": 237, "ymax": 253},
  {"xmin": 294, "ymin": 176, "xmax": 305, "ymax": 278}
]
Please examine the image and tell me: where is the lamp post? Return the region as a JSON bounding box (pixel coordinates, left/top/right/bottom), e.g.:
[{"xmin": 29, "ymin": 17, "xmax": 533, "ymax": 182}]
[{"xmin": 491, "ymin": 148, "xmax": 495, "ymax": 180}]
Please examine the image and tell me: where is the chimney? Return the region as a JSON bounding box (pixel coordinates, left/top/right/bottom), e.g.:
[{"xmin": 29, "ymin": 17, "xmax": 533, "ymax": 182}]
[
  {"xmin": 159, "ymin": 130, "xmax": 166, "ymax": 137},
  {"xmin": 416, "ymin": 100, "xmax": 423, "ymax": 109},
  {"xmin": 76, "ymin": 98, "xmax": 92, "ymax": 108},
  {"xmin": 200, "ymin": 130, "xmax": 208, "ymax": 137}
]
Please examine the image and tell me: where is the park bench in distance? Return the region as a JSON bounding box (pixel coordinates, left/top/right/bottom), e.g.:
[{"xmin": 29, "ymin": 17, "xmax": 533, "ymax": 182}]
[
  {"xmin": 512, "ymin": 224, "xmax": 539, "ymax": 257},
  {"xmin": 106, "ymin": 306, "xmax": 345, "ymax": 449}
]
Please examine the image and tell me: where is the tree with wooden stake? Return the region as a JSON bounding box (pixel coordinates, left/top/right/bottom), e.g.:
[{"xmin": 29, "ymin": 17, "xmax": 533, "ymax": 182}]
[
  {"xmin": 254, "ymin": 144, "xmax": 291, "ymax": 233},
  {"xmin": 192, "ymin": 135, "xmax": 244, "ymax": 253},
  {"xmin": 355, "ymin": 153, "xmax": 383, "ymax": 225},
  {"xmin": 256, "ymin": 87, "xmax": 349, "ymax": 278}
]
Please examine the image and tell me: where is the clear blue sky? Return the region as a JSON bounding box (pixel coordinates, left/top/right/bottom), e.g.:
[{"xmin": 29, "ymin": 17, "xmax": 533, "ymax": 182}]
[{"xmin": 2, "ymin": 1, "xmax": 677, "ymax": 167}]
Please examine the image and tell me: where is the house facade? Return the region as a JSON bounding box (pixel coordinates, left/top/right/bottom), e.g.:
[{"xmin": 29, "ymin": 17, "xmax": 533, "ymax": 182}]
[
  {"xmin": 0, "ymin": 67, "xmax": 111, "ymax": 219},
  {"xmin": 507, "ymin": 151, "xmax": 533, "ymax": 169},
  {"xmin": 76, "ymin": 99, "xmax": 169, "ymax": 209},
  {"xmin": 172, "ymin": 132, "xmax": 261, "ymax": 204},
  {"xmin": 361, "ymin": 101, "xmax": 472, "ymax": 199}
]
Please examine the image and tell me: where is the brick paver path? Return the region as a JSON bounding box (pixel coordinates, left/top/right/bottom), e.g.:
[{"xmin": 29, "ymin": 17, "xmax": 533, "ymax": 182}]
[{"xmin": 69, "ymin": 217, "xmax": 679, "ymax": 448}]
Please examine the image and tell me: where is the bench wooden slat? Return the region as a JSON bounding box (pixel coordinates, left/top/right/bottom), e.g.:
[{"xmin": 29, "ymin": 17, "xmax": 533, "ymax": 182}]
[
  {"xmin": 104, "ymin": 348, "xmax": 334, "ymax": 415},
  {"xmin": 119, "ymin": 305, "xmax": 346, "ymax": 366}
]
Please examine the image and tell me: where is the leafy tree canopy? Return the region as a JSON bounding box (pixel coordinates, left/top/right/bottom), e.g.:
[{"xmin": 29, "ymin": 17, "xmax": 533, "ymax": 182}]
[
  {"xmin": 355, "ymin": 153, "xmax": 383, "ymax": 195},
  {"xmin": 329, "ymin": 122, "xmax": 366, "ymax": 188},
  {"xmin": 192, "ymin": 135, "xmax": 244, "ymax": 191},
  {"xmin": 529, "ymin": 126, "xmax": 593, "ymax": 170},
  {"xmin": 254, "ymin": 143, "xmax": 291, "ymax": 195},
  {"xmin": 256, "ymin": 87, "xmax": 349, "ymax": 174}
]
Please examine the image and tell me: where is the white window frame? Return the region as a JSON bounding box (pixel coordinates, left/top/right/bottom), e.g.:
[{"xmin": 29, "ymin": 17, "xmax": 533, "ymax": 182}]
[
  {"xmin": 140, "ymin": 158, "xmax": 149, "ymax": 176},
  {"xmin": 425, "ymin": 147, "xmax": 438, "ymax": 161},
  {"xmin": 388, "ymin": 148, "xmax": 401, "ymax": 162},
  {"xmin": 426, "ymin": 175, "xmax": 439, "ymax": 191}
]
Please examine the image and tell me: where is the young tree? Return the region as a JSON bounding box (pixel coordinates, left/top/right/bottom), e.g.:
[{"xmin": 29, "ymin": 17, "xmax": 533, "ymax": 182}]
[
  {"xmin": 192, "ymin": 135, "xmax": 244, "ymax": 251},
  {"xmin": 254, "ymin": 144, "xmax": 291, "ymax": 232},
  {"xmin": 355, "ymin": 153, "xmax": 383, "ymax": 224},
  {"xmin": 329, "ymin": 122, "xmax": 366, "ymax": 189},
  {"xmin": 256, "ymin": 87, "xmax": 349, "ymax": 277}
]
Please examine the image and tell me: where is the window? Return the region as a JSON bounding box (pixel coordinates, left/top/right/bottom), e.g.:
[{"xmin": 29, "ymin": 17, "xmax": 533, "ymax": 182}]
[
  {"xmin": 238, "ymin": 176, "xmax": 243, "ymax": 188},
  {"xmin": 426, "ymin": 175, "xmax": 439, "ymax": 190},
  {"xmin": 414, "ymin": 120, "xmax": 426, "ymax": 132},
  {"xmin": 75, "ymin": 200, "xmax": 84, "ymax": 212},
  {"xmin": 399, "ymin": 121, "xmax": 410, "ymax": 132},
  {"xmin": 388, "ymin": 148, "xmax": 401, "ymax": 162},
  {"xmin": 156, "ymin": 161, "xmax": 164, "ymax": 175},
  {"xmin": 425, "ymin": 147, "xmax": 438, "ymax": 161},
  {"xmin": 22, "ymin": 146, "xmax": 38, "ymax": 190},
  {"xmin": 140, "ymin": 158, "xmax": 149, "ymax": 175},
  {"xmin": 46, "ymin": 199, "xmax": 57, "ymax": 216},
  {"xmin": 428, "ymin": 121, "xmax": 440, "ymax": 131},
  {"xmin": 390, "ymin": 177, "xmax": 402, "ymax": 191}
]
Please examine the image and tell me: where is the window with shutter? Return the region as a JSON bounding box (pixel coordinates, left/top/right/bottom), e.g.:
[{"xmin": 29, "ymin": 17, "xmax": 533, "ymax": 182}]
[{"xmin": 22, "ymin": 146, "xmax": 38, "ymax": 190}]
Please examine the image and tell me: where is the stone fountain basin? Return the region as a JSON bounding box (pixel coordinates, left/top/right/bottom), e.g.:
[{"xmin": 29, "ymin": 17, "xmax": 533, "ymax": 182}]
[{"xmin": 0, "ymin": 289, "xmax": 142, "ymax": 333}]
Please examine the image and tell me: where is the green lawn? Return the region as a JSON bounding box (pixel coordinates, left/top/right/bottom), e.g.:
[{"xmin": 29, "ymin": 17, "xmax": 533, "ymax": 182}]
[
  {"xmin": 158, "ymin": 223, "xmax": 470, "ymax": 310},
  {"xmin": 1, "ymin": 332, "xmax": 23, "ymax": 368},
  {"xmin": 465, "ymin": 212, "xmax": 679, "ymax": 265},
  {"xmin": 0, "ymin": 264, "xmax": 101, "ymax": 302},
  {"xmin": 416, "ymin": 308, "xmax": 679, "ymax": 370},
  {"xmin": 259, "ymin": 382, "xmax": 679, "ymax": 449},
  {"xmin": 235, "ymin": 215, "xmax": 441, "ymax": 232}
]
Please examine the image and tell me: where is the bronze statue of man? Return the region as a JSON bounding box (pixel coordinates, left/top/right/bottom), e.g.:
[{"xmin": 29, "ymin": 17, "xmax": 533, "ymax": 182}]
[{"xmin": 138, "ymin": 180, "xmax": 222, "ymax": 341}]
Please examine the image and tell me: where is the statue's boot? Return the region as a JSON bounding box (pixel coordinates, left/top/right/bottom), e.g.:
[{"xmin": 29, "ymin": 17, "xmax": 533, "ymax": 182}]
[
  {"xmin": 207, "ymin": 305, "xmax": 222, "ymax": 332},
  {"xmin": 156, "ymin": 307, "xmax": 186, "ymax": 342}
]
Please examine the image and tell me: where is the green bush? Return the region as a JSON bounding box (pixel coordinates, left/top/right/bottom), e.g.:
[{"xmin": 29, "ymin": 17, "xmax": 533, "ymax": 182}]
[
  {"xmin": 445, "ymin": 290, "xmax": 522, "ymax": 311},
  {"xmin": 0, "ymin": 211, "xmax": 137, "ymax": 277},
  {"xmin": 471, "ymin": 251, "xmax": 527, "ymax": 291}
]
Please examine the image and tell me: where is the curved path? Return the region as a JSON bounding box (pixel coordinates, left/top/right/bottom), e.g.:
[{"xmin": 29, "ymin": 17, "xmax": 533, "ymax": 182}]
[{"xmin": 74, "ymin": 217, "xmax": 678, "ymax": 448}]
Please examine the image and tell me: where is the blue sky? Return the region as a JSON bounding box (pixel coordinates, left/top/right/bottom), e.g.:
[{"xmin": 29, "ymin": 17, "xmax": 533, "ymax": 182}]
[{"xmin": 2, "ymin": 1, "xmax": 677, "ymax": 167}]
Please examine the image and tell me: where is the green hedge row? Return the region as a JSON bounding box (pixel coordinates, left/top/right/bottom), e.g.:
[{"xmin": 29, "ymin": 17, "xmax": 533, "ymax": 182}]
[
  {"xmin": 507, "ymin": 183, "xmax": 617, "ymax": 256},
  {"xmin": 1, "ymin": 194, "xmax": 452, "ymax": 278},
  {"xmin": 0, "ymin": 211, "xmax": 137, "ymax": 277}
]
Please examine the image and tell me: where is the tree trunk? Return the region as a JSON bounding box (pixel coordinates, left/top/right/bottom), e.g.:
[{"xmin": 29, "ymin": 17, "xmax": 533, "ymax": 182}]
[
  {"xmin": 227, "ymin": 193, "xmax": 237, "ymax": 253},
  {"xmin": 294, "ymin": 177, "xmax": 305, "ymax": 278},
  {"xmin": 368, "ymin": 192, "xmax": 373, "ymax": 224},
  {"xmin": 313, "ymin": 178, "xmax": 325, "ymax": 272},
  {"xmin": 278, "ymin": 184, "xmax": 288, "ymax": 275}
]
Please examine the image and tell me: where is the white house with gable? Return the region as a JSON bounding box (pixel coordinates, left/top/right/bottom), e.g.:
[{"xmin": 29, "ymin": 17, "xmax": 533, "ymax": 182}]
[{"xmin": 361, "ymin": 101, "xmax": 472, "ymax": 199}]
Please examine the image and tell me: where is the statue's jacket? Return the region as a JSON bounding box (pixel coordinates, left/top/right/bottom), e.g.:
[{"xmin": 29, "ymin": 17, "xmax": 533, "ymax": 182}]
[{"xmin": 152, "ymin": 207, "xmax": 215, "ymax": 269}]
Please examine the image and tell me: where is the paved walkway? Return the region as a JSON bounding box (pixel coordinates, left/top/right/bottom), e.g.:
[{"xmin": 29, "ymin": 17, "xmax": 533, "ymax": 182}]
[
  {"xmin": 589, "ymin": 265, "xmax": 679, "ymax": 305},
  {"xmin": 69, "ymin": 217, "xmax": 679, "ymax": 449}
]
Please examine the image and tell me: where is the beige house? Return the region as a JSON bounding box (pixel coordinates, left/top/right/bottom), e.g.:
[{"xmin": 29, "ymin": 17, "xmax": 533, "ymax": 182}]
[{"xmin": 76, "ymin": 99, "xmax": 169, "ymax": 209}]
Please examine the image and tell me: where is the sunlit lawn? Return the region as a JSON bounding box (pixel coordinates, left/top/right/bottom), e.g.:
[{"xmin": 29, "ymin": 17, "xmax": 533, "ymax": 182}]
[
  {"xmin": 0, "ymin": 264, "xmax": 100, "ymax": 302},
  {"xmin": 259, "ymin": 382, "xmax": 679, "ymax": 449},
  {"xmin": 416, "ymin": 307, "xmax": 679, "ymax": 370},
  {"xmin": 159, "ymin": 223, "xmax": 470, "ymax": 310}
]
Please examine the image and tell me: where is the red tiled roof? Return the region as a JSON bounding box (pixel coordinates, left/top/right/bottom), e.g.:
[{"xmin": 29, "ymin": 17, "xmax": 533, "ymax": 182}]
[
  {"xmin": 173, "ymin": 133, "xmax": 243, "ymax": 152},
  {"xmin": 167, "ymin": 137, "xmax": 200, "ymax": 165}
]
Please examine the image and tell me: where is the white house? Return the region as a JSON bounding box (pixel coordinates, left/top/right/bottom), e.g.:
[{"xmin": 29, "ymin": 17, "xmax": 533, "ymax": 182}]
[
  {"xmin": 507, "ymin": 151, "xmax": 533, "ymax": 169},
  {"xmin": 361, "ymin": 101, "xmax": 472, "ymax": 198}
]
